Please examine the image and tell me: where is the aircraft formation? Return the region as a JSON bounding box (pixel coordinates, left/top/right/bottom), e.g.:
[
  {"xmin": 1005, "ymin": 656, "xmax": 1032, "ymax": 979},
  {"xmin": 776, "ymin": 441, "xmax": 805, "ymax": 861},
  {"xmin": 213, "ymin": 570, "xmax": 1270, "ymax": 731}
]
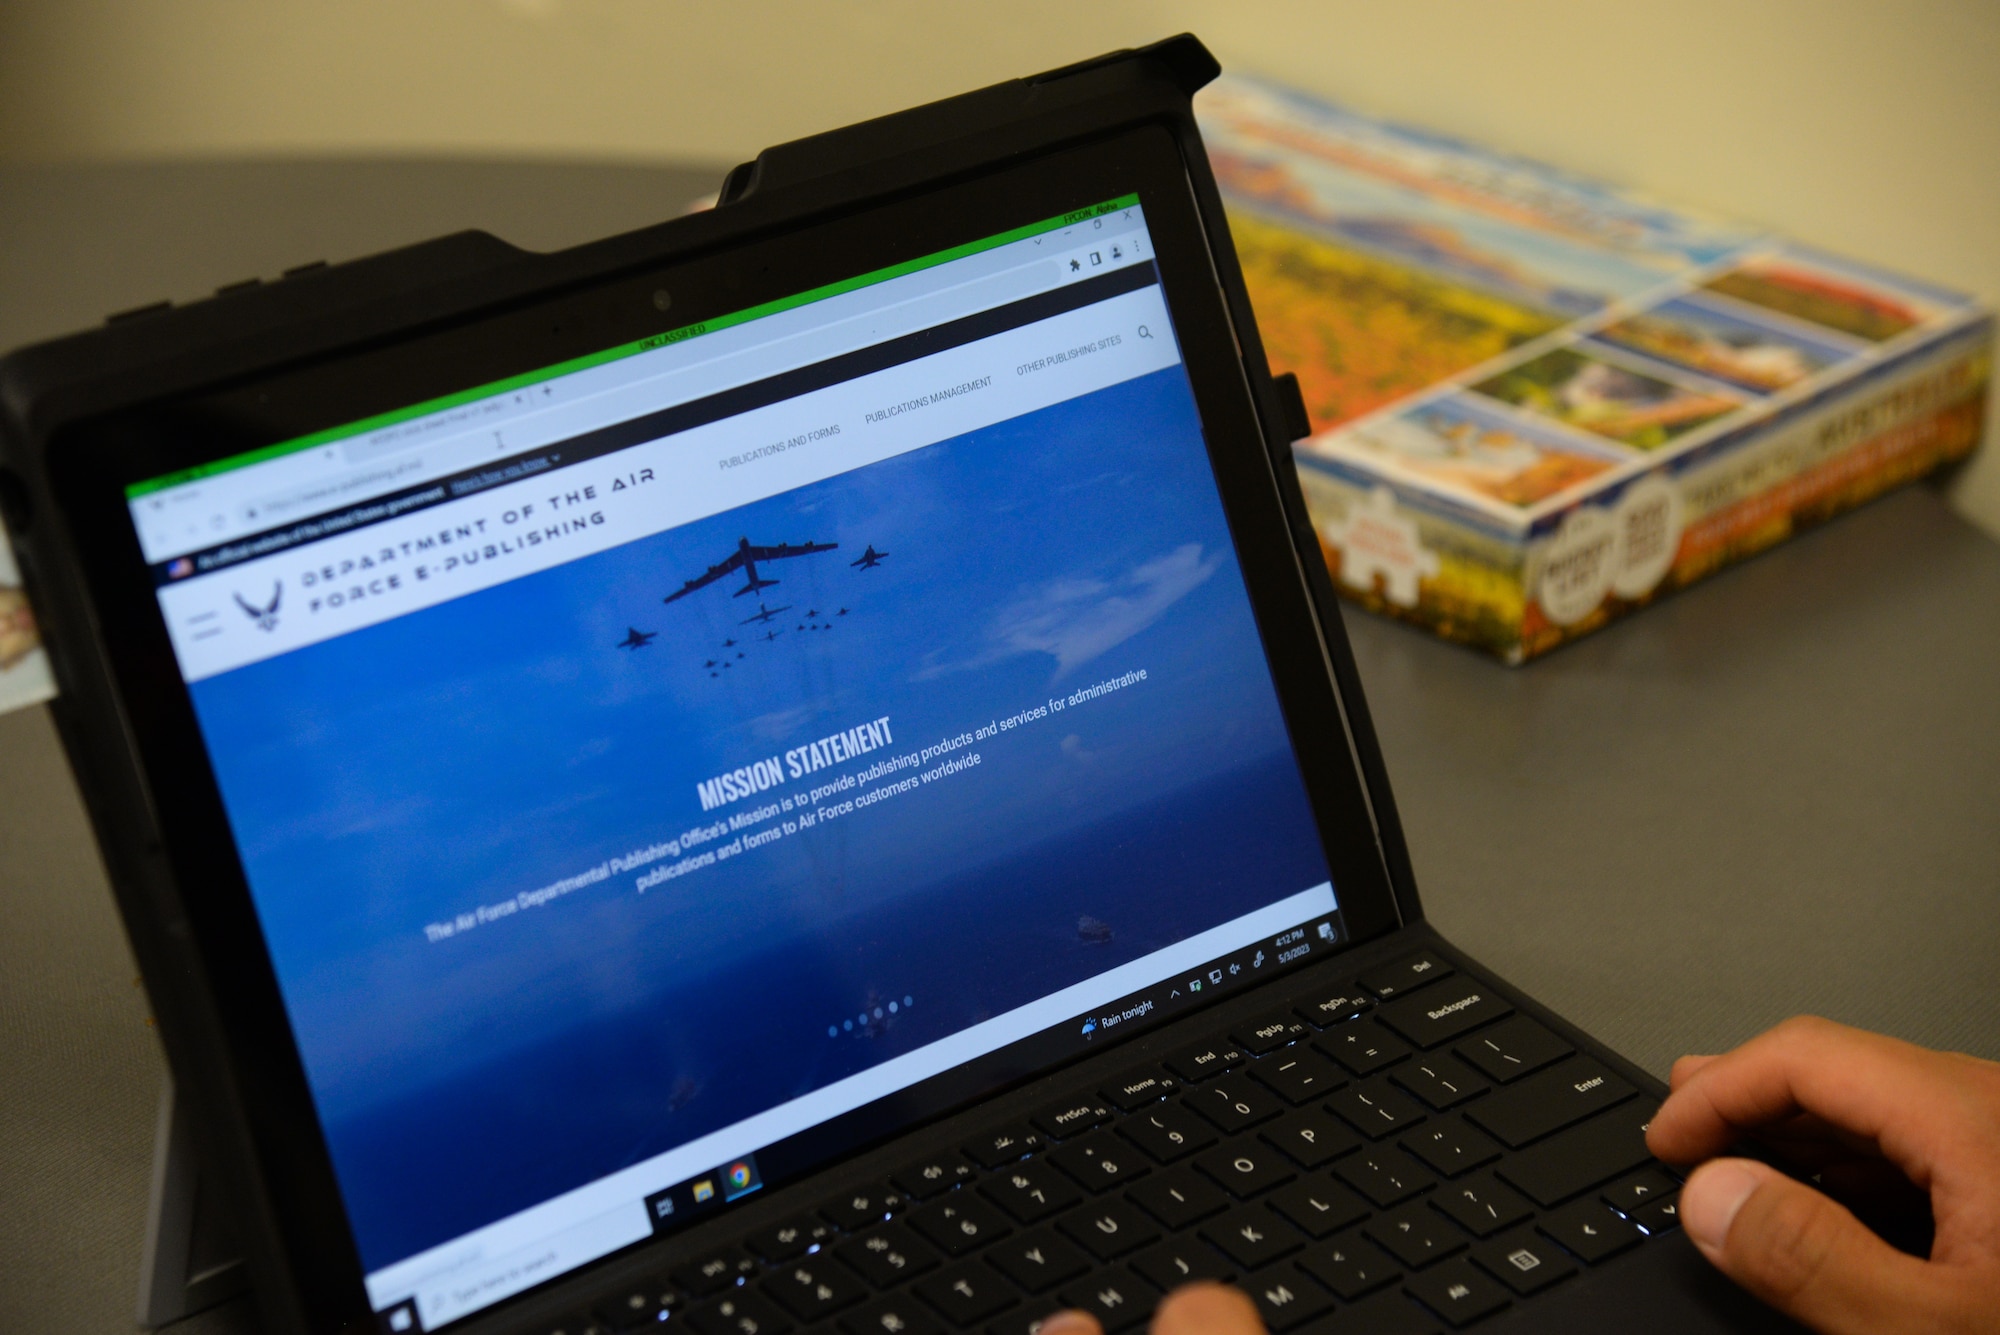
[{"xmin": 617, "ymin": 535, "xmax": 886, "ymax": 676}]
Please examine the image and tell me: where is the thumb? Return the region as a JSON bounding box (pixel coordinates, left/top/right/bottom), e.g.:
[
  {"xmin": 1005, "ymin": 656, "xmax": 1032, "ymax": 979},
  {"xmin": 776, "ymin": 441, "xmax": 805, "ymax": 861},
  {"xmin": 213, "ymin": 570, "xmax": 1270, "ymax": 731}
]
[
  {"xmin": 1681, "ymin": 1157, "xmax": 1930, "ymax": 1334},
  {"xmin": 1150, "ymin": 1282, "xmax": 1267, "ymax": 1335}
]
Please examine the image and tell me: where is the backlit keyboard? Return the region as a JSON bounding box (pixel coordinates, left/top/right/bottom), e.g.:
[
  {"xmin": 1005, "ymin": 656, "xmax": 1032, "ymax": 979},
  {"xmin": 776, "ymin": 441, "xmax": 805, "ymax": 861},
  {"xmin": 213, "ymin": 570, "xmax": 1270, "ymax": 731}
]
[{"xmin": 538, "ymin": 951, "xmax": 1681, "ymax": 1335}]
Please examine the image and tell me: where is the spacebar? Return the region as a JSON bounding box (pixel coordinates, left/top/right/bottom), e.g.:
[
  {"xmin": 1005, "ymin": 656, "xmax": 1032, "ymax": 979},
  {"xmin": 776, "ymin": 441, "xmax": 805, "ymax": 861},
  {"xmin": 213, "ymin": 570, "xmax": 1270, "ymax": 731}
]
[{"xmin": 1497, "ymin": 1101, "xmax": 1661, "ymax": 1207}]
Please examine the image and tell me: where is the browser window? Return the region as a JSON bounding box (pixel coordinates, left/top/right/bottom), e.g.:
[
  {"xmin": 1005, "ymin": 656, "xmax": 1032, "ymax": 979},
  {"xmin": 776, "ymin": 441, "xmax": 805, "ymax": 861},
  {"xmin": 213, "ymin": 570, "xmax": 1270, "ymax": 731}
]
[{"xmin": 126, "ymin": 197, "xmax": 1343, "ymax": 1329}]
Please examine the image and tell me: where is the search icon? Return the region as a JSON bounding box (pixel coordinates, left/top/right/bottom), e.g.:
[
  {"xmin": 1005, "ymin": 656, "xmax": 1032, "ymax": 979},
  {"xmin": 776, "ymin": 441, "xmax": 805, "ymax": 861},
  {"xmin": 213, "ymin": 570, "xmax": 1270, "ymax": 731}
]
[{"xmin": 1137, "ymin": 324, "xmax": 1153, "ymax": 339}]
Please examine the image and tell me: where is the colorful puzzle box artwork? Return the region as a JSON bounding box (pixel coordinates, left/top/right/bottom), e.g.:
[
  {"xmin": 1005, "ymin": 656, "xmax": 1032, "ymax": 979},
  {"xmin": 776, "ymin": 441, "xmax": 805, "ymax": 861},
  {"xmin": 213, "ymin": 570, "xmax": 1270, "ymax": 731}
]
[{"xmin": 1198, "ymin": 77, "xmax": 1994, "ymax": 662}]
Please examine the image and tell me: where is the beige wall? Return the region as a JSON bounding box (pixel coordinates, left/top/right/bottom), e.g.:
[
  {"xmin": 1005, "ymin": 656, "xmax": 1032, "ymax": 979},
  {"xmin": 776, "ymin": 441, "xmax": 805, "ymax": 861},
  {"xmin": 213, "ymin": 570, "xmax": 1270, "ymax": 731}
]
[{"xmin": 3, "ymin": 0, "xmax": 1997, "ymax": 533}]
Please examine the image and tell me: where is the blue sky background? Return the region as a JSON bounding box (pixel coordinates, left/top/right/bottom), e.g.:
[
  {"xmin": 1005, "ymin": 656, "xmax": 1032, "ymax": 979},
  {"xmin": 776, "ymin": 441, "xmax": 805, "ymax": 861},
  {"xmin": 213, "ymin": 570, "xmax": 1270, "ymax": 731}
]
[{"xmin": 189, "ymin": 367, "xmax": 1333, "ymax": 1265}]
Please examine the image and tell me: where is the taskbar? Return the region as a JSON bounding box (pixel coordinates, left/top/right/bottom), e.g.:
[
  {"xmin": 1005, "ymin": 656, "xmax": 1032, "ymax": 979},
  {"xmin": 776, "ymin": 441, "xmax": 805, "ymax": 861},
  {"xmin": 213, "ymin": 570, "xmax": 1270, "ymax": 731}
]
[{"xmin": 377, "ymin": 902, "xmax": 1348, "ymax": 1332}]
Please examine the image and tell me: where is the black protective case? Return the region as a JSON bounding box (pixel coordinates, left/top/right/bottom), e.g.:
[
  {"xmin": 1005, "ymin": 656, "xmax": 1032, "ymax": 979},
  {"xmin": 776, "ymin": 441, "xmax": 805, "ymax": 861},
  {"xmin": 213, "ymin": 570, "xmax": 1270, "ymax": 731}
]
[{"xmin": 0, "ymin": 34, "xmax": 1777, "ymax": 1335}]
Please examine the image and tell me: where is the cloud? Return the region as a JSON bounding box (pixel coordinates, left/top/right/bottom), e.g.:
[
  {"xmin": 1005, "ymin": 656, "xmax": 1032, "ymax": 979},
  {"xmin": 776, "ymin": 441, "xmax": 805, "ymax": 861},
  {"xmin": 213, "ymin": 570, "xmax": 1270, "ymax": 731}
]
[{"xmin": 983, "ymin": 543, "xmax": 1220, "ymax": 677}]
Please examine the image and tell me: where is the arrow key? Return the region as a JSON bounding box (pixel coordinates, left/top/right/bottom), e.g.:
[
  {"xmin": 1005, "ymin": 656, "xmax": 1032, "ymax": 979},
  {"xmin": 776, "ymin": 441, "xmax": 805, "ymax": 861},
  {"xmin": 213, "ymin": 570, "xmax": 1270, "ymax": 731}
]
[{"xmin": 1537, "ymin": 1198, "xmax": 1642, "ymax": 1264}]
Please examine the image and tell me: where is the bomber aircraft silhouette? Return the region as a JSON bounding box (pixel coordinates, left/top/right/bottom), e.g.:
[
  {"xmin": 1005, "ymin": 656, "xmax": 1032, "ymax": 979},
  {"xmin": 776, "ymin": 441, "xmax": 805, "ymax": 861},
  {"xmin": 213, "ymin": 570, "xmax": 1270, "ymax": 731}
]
[
  {"xmin": 850, "ymin": 545, "xmax": 888, "ymax": 570},
  {"xmin": 663, "ymin": 536, "xmax": 838, "ymax": 604},
  {"xmin": 740, "ymin": 602, "xmax": 792, "ymax": 626},
  {"xmin": 616, "ymin": 627, "xmax": 657, "ymax": 649}
]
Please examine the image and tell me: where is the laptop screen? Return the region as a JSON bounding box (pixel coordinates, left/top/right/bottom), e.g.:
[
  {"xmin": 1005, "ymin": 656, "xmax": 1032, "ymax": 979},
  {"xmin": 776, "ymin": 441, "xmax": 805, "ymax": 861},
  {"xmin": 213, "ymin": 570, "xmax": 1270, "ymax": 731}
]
[{"xmin": 125, "ymin": 196, "xmax": 1342, "ymax": 1328}]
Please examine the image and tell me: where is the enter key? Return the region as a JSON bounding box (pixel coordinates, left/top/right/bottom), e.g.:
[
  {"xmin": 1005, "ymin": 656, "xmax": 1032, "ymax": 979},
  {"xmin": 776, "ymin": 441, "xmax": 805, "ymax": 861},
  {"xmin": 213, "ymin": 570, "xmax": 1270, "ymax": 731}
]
[{"xmin": 1464, "ymin": 1057, "xmax": 1635, "ymax": 1148}]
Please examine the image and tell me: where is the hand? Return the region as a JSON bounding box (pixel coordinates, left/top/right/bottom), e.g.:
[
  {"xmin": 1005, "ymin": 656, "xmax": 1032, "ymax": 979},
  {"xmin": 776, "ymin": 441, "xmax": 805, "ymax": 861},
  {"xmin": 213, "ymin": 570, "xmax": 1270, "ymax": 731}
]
[
  {"xmin": 1039, "ymin": 1282, "xmax": 1265, "ymax": 1335},
  {"xmin": 1647, "ymin": 1015, "xmax": 2000, "ymax": 1334}
]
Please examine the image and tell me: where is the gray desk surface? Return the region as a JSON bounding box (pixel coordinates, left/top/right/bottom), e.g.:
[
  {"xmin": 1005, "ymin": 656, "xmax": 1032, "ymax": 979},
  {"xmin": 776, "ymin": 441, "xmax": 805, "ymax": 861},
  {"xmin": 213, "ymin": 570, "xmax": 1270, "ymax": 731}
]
[{"xmin": 2, "ymin": 160, "xmax": 1996, "ymax": 1335}]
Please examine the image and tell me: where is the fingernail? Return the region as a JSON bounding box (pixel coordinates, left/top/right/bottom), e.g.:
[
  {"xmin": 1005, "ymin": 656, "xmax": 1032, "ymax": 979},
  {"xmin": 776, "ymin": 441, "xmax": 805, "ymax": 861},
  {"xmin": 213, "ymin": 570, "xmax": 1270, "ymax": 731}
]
[{"xmin": 1681, "ymin": 1159, "xmax": 1763, "ymax": 1257}]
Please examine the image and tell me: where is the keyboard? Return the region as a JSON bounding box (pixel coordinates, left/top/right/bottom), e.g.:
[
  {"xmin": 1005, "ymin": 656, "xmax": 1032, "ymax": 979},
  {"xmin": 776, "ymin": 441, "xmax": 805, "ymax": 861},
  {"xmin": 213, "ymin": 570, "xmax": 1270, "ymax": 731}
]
[{"xmin": 537, "ymin": 950, "xmax": 1683, "ymax": 1335}]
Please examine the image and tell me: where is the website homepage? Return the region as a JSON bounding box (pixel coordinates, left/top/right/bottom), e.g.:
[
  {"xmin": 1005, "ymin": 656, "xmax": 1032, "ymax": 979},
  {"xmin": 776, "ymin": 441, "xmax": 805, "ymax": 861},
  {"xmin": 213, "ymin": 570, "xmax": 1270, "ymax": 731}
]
[{"xmin": 129, "ymin": 204, "xmax": 1339, "ymax": 1329}]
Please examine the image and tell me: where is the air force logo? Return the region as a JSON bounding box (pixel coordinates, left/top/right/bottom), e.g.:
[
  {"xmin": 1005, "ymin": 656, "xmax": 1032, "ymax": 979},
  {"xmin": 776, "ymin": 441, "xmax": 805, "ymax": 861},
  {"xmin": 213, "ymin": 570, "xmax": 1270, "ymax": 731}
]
[{"xmin": 234, "ymin": 581, "xmax": 281, "ymax": 632}]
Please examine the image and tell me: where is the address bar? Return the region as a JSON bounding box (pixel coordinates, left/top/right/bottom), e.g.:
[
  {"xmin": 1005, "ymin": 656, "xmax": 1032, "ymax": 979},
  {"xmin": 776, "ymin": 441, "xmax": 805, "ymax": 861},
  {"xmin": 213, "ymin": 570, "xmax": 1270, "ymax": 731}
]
[{"xmin": 242, "ymin": 257, "xmax": 1069, "ymax": 525}]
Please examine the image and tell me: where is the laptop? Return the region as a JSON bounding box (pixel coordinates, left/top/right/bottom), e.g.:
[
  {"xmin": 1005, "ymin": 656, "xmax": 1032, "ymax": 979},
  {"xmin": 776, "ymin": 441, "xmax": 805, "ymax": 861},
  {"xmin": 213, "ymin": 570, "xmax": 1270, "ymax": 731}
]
[{"xmin": 0, "ymin": 36, "xmax": 1788, "ymax": 1335}]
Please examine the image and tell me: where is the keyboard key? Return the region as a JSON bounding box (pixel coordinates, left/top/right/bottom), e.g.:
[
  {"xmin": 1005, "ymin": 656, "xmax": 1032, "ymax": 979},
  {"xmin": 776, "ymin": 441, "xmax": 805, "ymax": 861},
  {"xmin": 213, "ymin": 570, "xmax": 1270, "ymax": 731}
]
[
  {"xmin": 1046, "ymin": 1131, "xmax": 1150, "ymax": 1193},
  {"xmin": 893, "ymin": 1152, "xmax": 978, "ymax": 1200},
  {"xmin": 1496, "ymin": 1102, "xmax": 1659, "ymax": 1208},
  {"xmin": 595, "ymin": 1283, "xmax": 677, "ymax": 1331},
  {"xmin": 1376, "ymin": 985, "xmax": 1511, "ymax": 1050},
  {"xmin": 1294, "ymin": 989, "xmax": 1374, "ymax": 1029},
  {"xmin": 985, "ymin": 1228, "xmax": 1091, "ymax": 1292},
  {"xmin": 1298, "ymin": 1231, "xmax": 1400, "ymax": 1300},
  {"xmin": 1200, "ymin": 1205, "xmax": 1305, "ymax": 1270},
  {"xmin": 1164, "ymin": 1040, "xmax": 1244, "ymax": 1083},
  {"xmin": 1057, "ymin": 1269, "xmax": 1160, "ymax": 1333},
  {"xmin": 1367, "ymin": 1203, "xmax": 1468, "ymax": 1270},
  {"xmin": 1261, "ymin": 1108, "xmax": 1360, "ymax": 1168},
  {"xmin": 1249, "ymin": 1048, "xmax": 1347, "ymax": 1105},
  {"xmin": 1634, "ymin": 1194, "xmax": 1681, "ymax": 1233},
  {"xmin": 1334, "ymin": 1147, "xmax": 1436, "ymax": 1208},
  {"xmin": 1322, "ymin": 1288, "xmax": 1443, "ymax": 1334},
  {"xmin": 1453, "ymin": 1017, "xmax": 1572, "ymax": 1085},
  {"xmin": 983, "ymin": 1308, "xmax": 1063, "ymax": 1335},
  {"xmin": 1185, "ymin": 1079, "xmax": 1282, "ymax": 1133},
  {"xmin": 1357, "ymin": 952, "xmax": 1453, "ymax": 1000},
  {"xmin": 963, "ymin": 1125, "xmax": 1045, "ymax": 1169},
  {"xmin": 1242, "ymin": 1264, "xmax": 1334, "ymax": 1331},
  {"xmin": 676, "ymin": 1248, "xmax": 761, "ymax": 1296},
  {"xmin": 1131, "ymin": 1238, "xmax": 1234, "ymax": 1291},
  {"xmin": 764, "ymin": 1260, "xmax": 864, "ymax": 1321},
  {"xmin": 1465, "ymin": 1058, "xmax": 1635, "ymax": 1148},
  {"xmin": 750, "ymin": 1216, "xmax": 839, "ymax": 1262},
  {"xmin": 1195, "ymin": 1143, "xmax": 1297, "ymax": 1198},
  {"xmin": 1403, "ymin": 1257, "xmax": 1510, "ymax": 1328},
  {"xmin": 1538, "ymin": 1198, "xmax": 1643, "ymax": 1264},
  {"xmin": 980, "ymin": 1161, "xmax": 1082, "ymax": 1223},
  {"xmin": 819, "ymin": 1186, "xmax": 906, "ymax": 1231},
  {"xmin": 688, "ymin": 1292, "xmax": 792, "ymax": 1335},
  {"xmin": 913, "ymin": 1260, "xmax": 1020, "ymax": 1326},
  {"xmin": 1266, "ymin": 1178, "xmax": 1370, "ymax": 1237},
  {"xmin": 1601, "ymin": 1168, "xmax": 1679, "ymax": 1213},
  {"xmin": 539, "ymin": 1315, "xmax": 614, "ymax": 1335},
  {"xmin": 1032, "ymin": 1095, "xmax": 1112, "ymax": 1141},
  {"xmin": 1057, "ymin": 1201, "xmax": 1160, "ymax": 1260},
  {"xmin": 835, "ymin": 1222, "xmax": 940, "ymax": 1287},
  {"xmin": 1401, "ymin": 1120, "xmax": 1500, "ymax": 1178},
  {"xmin": 907, "ymin": 1194, "xmax": 1012, "ymax": 1256},
  {"xmin": 1126, "ymin": 1166, "xmax": 1229, "ymax": 1229},
  {"xmin": 1099, "ymin": 1067, "xmax": 1180, "ymax": 1113},
  {"xmin": 1469, "ymin": 1227, "xmax": 1576, "ymax": 1296},
  {"xmin": 1428, "ymin": 1172, "xmax": 1531, "ymax": 1239},
  {"xmin": 1317, "ymin": 1022, "xmax": 1411, "ymax": 1077},
  {"xmin": 1329, "ymin": 1080, "xmax": 1428, "ymax": 1139},
  {"xmin": 1391, "ymin": 1055, "xmax": 1489, "ymax": 1110},
  {"xmin": 1233, "ymin": 1011, "xmax": 1310, "ymax": 1055},
  {"xmin": 838, "ymin": 1296, "xmax": 943, "ymax": 1335},
  {"xmin": 1117, "ymin": 1103, "xmax": 1215, "ymax": 1163}
]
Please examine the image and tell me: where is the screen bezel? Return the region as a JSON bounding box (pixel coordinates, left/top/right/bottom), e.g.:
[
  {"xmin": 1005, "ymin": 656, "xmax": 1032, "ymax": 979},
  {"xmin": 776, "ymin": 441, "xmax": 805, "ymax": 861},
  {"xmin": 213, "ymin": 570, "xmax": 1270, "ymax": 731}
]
[{"xmin": 48, "ymin": 124, "xmax": 1405, "ymax": 1328}]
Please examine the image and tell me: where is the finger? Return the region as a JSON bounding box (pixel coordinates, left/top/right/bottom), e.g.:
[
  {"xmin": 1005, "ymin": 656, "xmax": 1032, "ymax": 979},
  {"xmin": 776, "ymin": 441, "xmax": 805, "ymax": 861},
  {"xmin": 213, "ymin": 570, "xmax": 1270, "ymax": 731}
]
[
  {"xmin": 1151, "ymin": 1282, "xmax": 1267, "ymax": 1335},
  {"xmin": 1036, "ymin": 1312, "xmax": 1103, "ymax": 1335},
  {"xmin": 1681, "ymin": 1157, "xmax": 1938, "ymax": 1335},
  {"xmin": 1646, "ymin": 1017, "xmax": 1984, "ymax": 1178},
  {"xmin": 1669, "ymin": 1053, "xmax": 1716, "ymax": 1089}
]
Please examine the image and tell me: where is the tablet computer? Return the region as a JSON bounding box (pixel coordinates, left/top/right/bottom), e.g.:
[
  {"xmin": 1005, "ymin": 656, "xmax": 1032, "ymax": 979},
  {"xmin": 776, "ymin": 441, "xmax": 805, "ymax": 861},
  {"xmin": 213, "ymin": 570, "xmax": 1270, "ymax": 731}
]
[{"xmin": 0, "ymin": 36, "xmax": 1775, "ymax": 1335}]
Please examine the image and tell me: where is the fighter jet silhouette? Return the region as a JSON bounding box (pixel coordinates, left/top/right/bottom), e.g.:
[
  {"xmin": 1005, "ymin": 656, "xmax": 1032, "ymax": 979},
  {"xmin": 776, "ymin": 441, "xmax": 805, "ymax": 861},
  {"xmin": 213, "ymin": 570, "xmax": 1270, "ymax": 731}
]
[
  {"xmin": 740, "ymin": 602, "xmax": 792, "ymax": 626},
  {"xmin": 663, "ymin": 536, "xmax": 838, "ymax": 604},
  {"xmin": 850, "ymin": 545, "xmax": 888, "ymax": 570},
  {"xmin": 616, "ymin": 627, "xmax": 657, "ymax": 649},
  {"xmin": 762, "ymin": 629, "xmax": 783, "ymax": 642},
  {"xmin": 722, "ymin": 638, "xmax": 737, "ymax": 648}
]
